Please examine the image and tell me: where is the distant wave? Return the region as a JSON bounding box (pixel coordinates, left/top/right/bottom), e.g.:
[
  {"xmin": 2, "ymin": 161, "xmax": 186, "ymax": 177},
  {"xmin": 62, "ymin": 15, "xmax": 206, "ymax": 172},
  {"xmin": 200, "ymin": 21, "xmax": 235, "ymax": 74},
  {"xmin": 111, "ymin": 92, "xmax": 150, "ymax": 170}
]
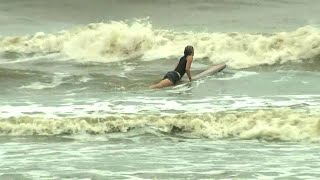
[
  {"xmin": 1, "ymin": 20, "xmax": 320, "ymax": 69},
  {"xmin": 1, "ymin": 108, "xmax": 320, "ymax": 142}
]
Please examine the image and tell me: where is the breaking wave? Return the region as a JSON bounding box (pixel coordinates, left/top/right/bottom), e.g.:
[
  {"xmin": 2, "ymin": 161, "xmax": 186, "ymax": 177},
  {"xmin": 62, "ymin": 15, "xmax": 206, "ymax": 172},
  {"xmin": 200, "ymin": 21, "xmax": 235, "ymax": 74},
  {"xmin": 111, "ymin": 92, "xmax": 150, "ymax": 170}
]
[
  {"xmin": 1, "ymin": 20, "xmax": 320, "ymax": 69},
  {"xmin": 1, "ymin": 108, "xmax": 320, "ymax": 142}
]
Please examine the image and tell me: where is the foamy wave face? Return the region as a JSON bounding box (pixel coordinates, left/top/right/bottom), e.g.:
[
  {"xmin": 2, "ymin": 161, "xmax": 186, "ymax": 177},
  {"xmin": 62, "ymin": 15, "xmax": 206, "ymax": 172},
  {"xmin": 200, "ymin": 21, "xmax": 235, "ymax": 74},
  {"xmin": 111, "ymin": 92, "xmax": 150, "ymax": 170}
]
[
  {"xmin": 62, "ymin": 21, "xmax": 158, "ymax": 61},
  {"xmin": 1, "ymin": 20, "xmax": 320, "ymax": 68},
  {"xmin": 0, "ymin": 20, "xmax": 160, "ymax": 62},
  {"xmin": 1, "ymin": 109, "xmax": 319, "ymax": 142}
]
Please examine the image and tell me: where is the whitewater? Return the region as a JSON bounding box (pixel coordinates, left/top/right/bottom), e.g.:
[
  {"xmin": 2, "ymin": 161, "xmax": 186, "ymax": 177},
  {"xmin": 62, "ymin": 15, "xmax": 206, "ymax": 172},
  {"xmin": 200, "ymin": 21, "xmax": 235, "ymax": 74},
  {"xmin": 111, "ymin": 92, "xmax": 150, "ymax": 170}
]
[{"xmin": 1, "ymin": 0, "xmax": 320, "ymax": 179}]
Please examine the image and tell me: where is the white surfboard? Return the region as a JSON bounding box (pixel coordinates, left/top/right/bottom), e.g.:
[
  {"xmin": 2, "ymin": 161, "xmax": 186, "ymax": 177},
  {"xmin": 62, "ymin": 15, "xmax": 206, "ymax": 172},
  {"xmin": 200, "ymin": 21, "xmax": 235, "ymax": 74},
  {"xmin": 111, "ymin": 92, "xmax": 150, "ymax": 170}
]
[{"xmin": 192, "ymin": 63, "xmax": 226, "ymax": 80}]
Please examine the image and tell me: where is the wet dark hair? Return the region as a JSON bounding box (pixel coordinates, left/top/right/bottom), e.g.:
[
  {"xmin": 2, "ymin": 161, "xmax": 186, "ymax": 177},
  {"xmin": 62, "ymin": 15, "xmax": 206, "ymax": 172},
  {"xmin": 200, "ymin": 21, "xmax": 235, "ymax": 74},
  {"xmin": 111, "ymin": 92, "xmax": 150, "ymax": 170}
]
[{"xmin": 184, "ymin": 45, "xmax": 194, "ymax": 56}]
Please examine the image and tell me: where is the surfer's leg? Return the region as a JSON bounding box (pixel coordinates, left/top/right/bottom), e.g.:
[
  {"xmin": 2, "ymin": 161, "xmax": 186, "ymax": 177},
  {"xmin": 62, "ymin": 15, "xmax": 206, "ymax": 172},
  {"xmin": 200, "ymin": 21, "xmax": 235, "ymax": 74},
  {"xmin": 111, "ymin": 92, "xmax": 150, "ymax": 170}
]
[{"xmin": 150, "ymin": 79, "xmax": 174, "ymax": 89}]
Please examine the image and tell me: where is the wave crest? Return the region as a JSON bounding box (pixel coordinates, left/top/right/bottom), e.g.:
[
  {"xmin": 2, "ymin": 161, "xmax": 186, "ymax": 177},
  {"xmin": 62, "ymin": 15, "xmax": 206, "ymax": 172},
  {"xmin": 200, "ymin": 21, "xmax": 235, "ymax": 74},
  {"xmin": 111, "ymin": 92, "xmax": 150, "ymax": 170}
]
[
  {"xmin": 1, "ymin": 20, "xmax": 320, "ymax": 68},
  {"xmin": 1, "ymin": 109, "xmax": 319, "ymax": 142}
]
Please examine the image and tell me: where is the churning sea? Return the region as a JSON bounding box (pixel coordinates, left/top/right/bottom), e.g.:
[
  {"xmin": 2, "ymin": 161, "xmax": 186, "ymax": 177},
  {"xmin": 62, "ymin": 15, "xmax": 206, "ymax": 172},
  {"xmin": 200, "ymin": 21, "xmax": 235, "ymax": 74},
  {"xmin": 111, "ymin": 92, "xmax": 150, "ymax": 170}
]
[{"xmin": 1, "ymin": 0, "xmax": 320, "ymax": 179}]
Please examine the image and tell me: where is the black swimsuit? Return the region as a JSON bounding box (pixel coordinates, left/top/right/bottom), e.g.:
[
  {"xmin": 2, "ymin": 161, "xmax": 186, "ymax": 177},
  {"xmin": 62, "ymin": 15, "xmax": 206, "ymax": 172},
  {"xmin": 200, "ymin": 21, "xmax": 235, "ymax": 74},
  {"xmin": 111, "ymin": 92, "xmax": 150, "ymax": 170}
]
[
  {"xmin": 174, "ymin": 55, "xmax": 187, "ymax": 77},
  {"xmin": 163, "ymin": 56, "xmax": 187, "ymax": 84},
  {"xmin": 163, "ymin": 71, "xmax": 180, "ymax": 84}
]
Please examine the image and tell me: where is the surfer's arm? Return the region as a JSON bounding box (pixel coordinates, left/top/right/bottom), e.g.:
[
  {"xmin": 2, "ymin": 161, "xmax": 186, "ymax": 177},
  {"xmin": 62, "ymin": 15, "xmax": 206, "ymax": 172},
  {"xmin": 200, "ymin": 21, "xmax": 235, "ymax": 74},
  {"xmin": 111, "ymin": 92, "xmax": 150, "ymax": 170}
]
[{"xmin": 186, "ymin": 56, "xmax": 193, "ymax": 81}]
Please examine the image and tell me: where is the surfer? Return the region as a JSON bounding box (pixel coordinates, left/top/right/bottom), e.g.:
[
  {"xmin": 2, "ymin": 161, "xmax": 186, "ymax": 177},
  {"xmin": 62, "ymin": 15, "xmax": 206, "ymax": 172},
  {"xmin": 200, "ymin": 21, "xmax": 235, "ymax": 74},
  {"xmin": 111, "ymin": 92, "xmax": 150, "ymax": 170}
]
[{"xmin": 150, "ymin": 45, "xmax": 194, "ymax": 89}]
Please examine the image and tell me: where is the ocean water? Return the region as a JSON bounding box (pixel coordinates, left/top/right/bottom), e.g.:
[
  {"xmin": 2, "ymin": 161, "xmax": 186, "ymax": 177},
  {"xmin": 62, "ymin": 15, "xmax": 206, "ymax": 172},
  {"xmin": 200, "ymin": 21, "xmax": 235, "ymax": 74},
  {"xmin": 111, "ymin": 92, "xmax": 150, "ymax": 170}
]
[{"xmin": 1, "ymin": 0, "xmax": 320, "ymax": 179}]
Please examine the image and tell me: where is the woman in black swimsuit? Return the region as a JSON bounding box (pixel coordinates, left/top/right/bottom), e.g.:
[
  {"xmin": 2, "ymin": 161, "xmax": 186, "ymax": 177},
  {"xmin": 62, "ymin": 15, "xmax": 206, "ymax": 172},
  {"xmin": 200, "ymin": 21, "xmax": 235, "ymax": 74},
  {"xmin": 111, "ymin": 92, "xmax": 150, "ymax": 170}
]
[{"xmin": 150, "ymin": 45, "xmax": 194, "ymax": 89}]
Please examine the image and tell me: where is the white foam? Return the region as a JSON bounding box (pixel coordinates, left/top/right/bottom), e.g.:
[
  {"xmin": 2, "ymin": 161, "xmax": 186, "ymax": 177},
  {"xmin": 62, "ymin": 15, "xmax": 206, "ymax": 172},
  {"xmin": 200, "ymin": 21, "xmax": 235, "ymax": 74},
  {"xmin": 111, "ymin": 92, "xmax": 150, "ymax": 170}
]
[
  {"xmin": 272, "ymin": 75, "xmax": 292, "ymax": 83},
  {"xmin": 0, "ymin": 53, "xmax": 62, "ymax": 65},
  {"xmin": 0, "ymin": 108, "xmax": 320, "ymax": 142},
  {"xmin": 215, "ymin": 71, "xmax": 258, "ymax": 80},
  {"xmin": 78, "ymin": 76, "xmax": 92, "ymax": 83},
  {"xmin": 1, "ymin": 21, "xmax": 320, "ymax": 69},
  {"xmin": 1, "ymin": 95, "xmax": 320, "ymax": 119}
]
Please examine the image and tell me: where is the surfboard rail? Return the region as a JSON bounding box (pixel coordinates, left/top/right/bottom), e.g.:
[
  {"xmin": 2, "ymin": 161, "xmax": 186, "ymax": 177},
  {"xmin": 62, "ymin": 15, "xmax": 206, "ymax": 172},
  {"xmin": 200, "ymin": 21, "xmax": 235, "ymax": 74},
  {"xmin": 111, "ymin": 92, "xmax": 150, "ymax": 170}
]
[{"xmin": 192, "ymin": 63, "xmax": 226, "ymax": 80}]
